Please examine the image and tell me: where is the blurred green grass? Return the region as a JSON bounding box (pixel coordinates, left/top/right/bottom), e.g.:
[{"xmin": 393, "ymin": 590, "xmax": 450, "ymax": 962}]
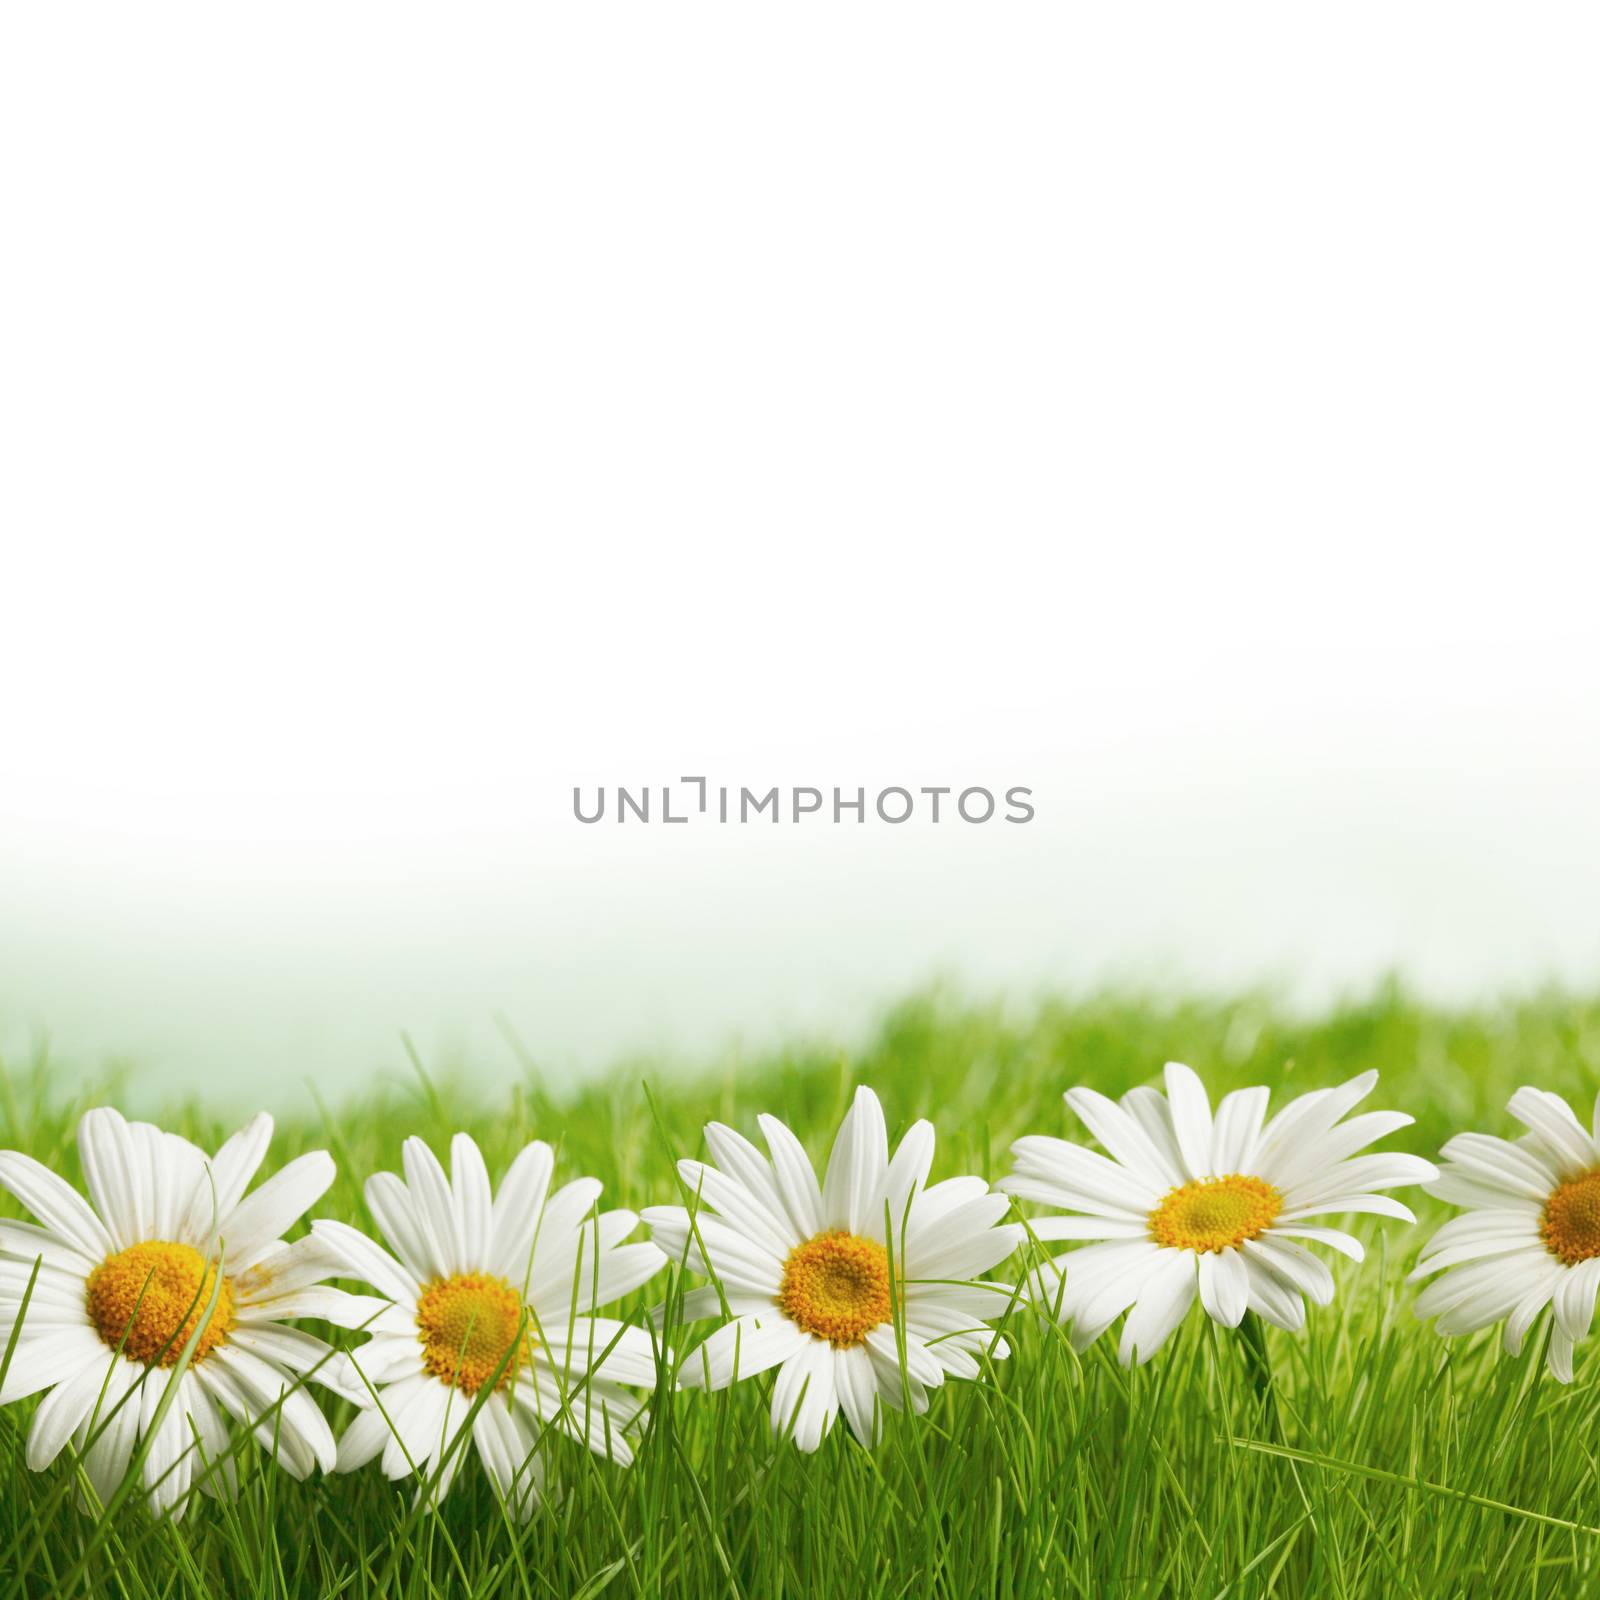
[{"xmin": 4, "ymin": 982, "xmax": 1600, "ymax": 1598}]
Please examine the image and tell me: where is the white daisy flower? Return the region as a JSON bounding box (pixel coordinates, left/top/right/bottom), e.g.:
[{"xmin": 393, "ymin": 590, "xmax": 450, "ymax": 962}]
[
  {"xmin": 997, "ymin": 1062, "xmax": 1436, "ymax": 1364},
  {"xmin": 1411, "ymin": 1087, "xmax": 1600, "ymax": 1382},
  {"xmin": 0, "ymin": 1107, "xmax": 346, "ymax": 1517},
  {"xmin": 314, "ymin": 1132, "xmax": 666, "ymax": 1516},
  {"xmin": 642, "ymin": 1086, "xmax": 1022, "ymax": 1451}
]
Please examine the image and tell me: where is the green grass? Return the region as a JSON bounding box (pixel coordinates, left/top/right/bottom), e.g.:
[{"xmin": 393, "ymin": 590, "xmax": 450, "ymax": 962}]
[{"xmin": 5, "ymin": 983, "xmax": 1600, "ymax": 1598}]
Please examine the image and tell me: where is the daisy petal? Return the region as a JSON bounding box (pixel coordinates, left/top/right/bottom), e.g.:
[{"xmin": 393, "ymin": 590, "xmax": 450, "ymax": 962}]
[
  {"xmin": 0, "ymin": 1326, "xmax": 106, "ymax": 1404},
  {"xmin": 863, "ymin": 1326, "xmax": 945, "ymax": 1388},
  {"xmin": 336, "ymin": 1405, "xmax": 395, "ymax": 1471},
  {"xmin": 1163, "ymin": 1062, "xmax": 1215, "ymax": 1180},
  {"xmin": 187, "ymin": 1114, "xmax": 274, "ymax": 1245},
  {"xmin": 1242, "ymin": 1254, "xmax": 1305, "ymax": 1331},
  {"xmin": 1020, "ymin": 1216, "xmax": 1151, "ymax": 1242},
  {"xmin": 25, "ymin": 1352, "xmax": 114, "ymax": 1470},
  {"xmin": 676, "ymin": 1161, "xmax": 794, "ymax": 1261},
  {"xmin": 1004, "ymin": 1136, "xmax": 1162, "ymax": 1214},
  {"xmin": 1197, "ymin": 1248, "xmax": 1248, "ymax": 1327},
  {"xmin": 1554, "ymin": 1258, "xmax": 1600, "ymax": 1342},
  {"xmin": 757, "ymin": 1115, "xmax": 825, "ymax": 1240},
  {"xmin": 1436, "ymin": 1134, "xmax": 1555, "ymax": 1201},
  {"xmin": 1253, "ymin": 1070, "xmax": 1377, "ymax": 1172},
  {"xmin": 679, "ymin": 1316, "xmax": 805, "ymax": 1390},
  {"xmin": 703, "ymin": 1123, "xmax": 799, "ymax": 1248},
  {"xmin": 1407, "ymin": 1233, "xmax": 1541, "ymax": 1281},
  {"xmin": 402, "ymin": 1139, "xmax": 465, "ymax": 1277},
  {"xmin": 235, "ymin": 1233, "xmax": 358, "ymax": 1304},
  {"xmin": 1243, "ymin": 1236, "xmax": 1335, "ymax": 1306},
  {"xmin": 1503, "ymin": 1268, "xmax": 1562, "ymax": 1356},
  {"xmin": 1270, "ymin": 1225, "xmax": 1364, "ymax": 1262},
  {"xmin": 1118, "ymin": 1087, "xmax": 1188, "ymax": 1185},
  {"xmin": 365, "ymin": 1171, "xmax": 446, "ymax": 1283},
  {"xmin": 450, "ymin": 1135, "xmax": 494, "ymax": 1267},
  {"xmin": 1418, "ymin": 1256, "xmax": 1545, "ymax": 1333},
  {"xmin": 821, "ymin": 1088, "xmax": 889, "ymax": 1235},
  {"xmin": 472, "ymin": 1399, "xmax": 540, "ymax": 1518},
  {"xmin": 1211, "ymin": 1087, "xmax": 1270, "ymax": 1176},
  {"xmin": 1285, "ymin": 1111, "xmax": 1416, "ymax": 1182},
  {"xmin": 1279, "ymin": 1193, "xmax": 1416, "ymax": 1223},
  {"xmin": 834, "ymin": 1345, "xmax": 880, "ymax": 1446},
  {"xmin": 1118, "ymin": 1251, "xmax": 1197, "ymax": 1364},
  {"xmin": 312, "ymin": 1219, "xmax": 421, "ymax": 1306},
  {"xmin": 184, "ymin": 1374, "xmax": 235, "ymax": 1501},
  {"xmin": 1422, "ymin": 1172, "xmax": 1541, "ymax": 1215},
  {"xmin": 640, "ymin": 1206, "xmax": 785, "ymax": 1293},
  {"xmin": 1507, "ymin": 1088, "xmax": 1597, "ymax": 1177},
  {"xmin": 535, "ymin": 1178, "xmax": 606, "ymax": 1258},
  {"xmin": 0, "ymin": 1152, "xmax": 114, "ymax": 1261},
  {"xmin": 220, "ymin": 1152, "xmax": 336, "ymax": 1272},
  {"xmin": 771, "ymin": 1340, "xmax": 839, "ymax": 1450},
  {"xmin": 1549, "ymin": 1323, "xmax": 1576, "ymax": 1383},
  {"xmin": 873, "ymin": 1120, "xmax": 935, "ymax": 1245},
  {"xmin": 490, "ymin": 1141, "xmax": 555, "ymax": 1281},
  {"xmin": 997, "ymin": 1172, "xmax": 1155, "ymax": 1223},
  {"xmin": 1064, "ymin": 1088, "xmax": 1182, "ymax": 1193},
  {"xmin": 77, "ymin": 1108, "xmax": 150, "ymax": 1249},
  {"xmin": 1281, "ymin": 1153, "xmax": 1437, "ymax": 1212},
  {"xmin": 0, "ymin": 1219, "xmax": 96, "ymax": 1274},
  {"xmin": 78, "ymin": 1359, "xmax": 141, "ymax": 1509}
]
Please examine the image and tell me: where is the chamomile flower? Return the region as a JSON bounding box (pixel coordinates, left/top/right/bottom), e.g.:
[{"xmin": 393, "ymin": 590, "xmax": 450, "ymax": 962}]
[
  {"xmin": 1411, "ymin": 1087, "xmax": 1600, "ymax": 1381},
  {"xmin": 0, "ymin": 1107, "xmax": 346, "ymax": 1517},
  {"xmin": 314, "ymin": 1133, "xmax": 666, "ymax": 1516},
  {"xmin": 643, "ymin": 1086, "xmax": 1022, "ymax": 1451},
  {"xmin": 999, "ymin": 1062, "xmax": 1436, "ymax": 1364}
]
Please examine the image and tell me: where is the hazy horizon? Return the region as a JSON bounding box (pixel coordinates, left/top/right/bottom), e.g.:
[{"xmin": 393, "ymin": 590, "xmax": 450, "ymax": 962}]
[{"xmin": 6, "ymin": 701, "xmax": 1598, "ymax": 1113}]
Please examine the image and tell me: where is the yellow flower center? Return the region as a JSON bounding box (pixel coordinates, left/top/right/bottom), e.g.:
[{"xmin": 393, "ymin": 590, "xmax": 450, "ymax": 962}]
[
  {"xmin": 415, "ymin": 1271, "xmax": 534, "ymax": 1393},
  {"xmin": 1541, "ymin": 1171, "xmax": 1600, "ymax": 1266},
  {"xmin": 1148, "ymin": 1175, "xmax": 1283, "ymax": 1253},
  {"xmin": 85, "ymin": 1241, "xmax": 235, "ymax": 1366},
  {"xmin": 778, "ymin": 1230, "xmax": 892, "ymax": 1346}
]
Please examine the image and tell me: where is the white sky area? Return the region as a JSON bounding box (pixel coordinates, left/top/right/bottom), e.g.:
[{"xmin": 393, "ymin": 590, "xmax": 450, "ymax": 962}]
[{"xmin": 2, "ymin": 6, "xmax": 1597, "ymax": 1110}]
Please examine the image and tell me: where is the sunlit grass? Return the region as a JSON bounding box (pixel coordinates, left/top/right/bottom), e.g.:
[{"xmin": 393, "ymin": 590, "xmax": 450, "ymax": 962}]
[{"xmin": 4, "ymin": 983, "xmax": 1600, "ymax": 1597}]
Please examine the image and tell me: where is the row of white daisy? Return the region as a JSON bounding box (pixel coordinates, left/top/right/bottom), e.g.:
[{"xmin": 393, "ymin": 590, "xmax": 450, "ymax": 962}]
[{"xmin": 0, "ymin": 1068, "xmax": 1595, "ymax": 1519}]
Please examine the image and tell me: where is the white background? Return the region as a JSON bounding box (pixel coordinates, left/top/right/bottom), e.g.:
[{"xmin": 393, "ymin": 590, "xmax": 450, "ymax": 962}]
[{"xmin": 2, "ymin": 6, "xmax": 1597, "ymax": 1106}]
